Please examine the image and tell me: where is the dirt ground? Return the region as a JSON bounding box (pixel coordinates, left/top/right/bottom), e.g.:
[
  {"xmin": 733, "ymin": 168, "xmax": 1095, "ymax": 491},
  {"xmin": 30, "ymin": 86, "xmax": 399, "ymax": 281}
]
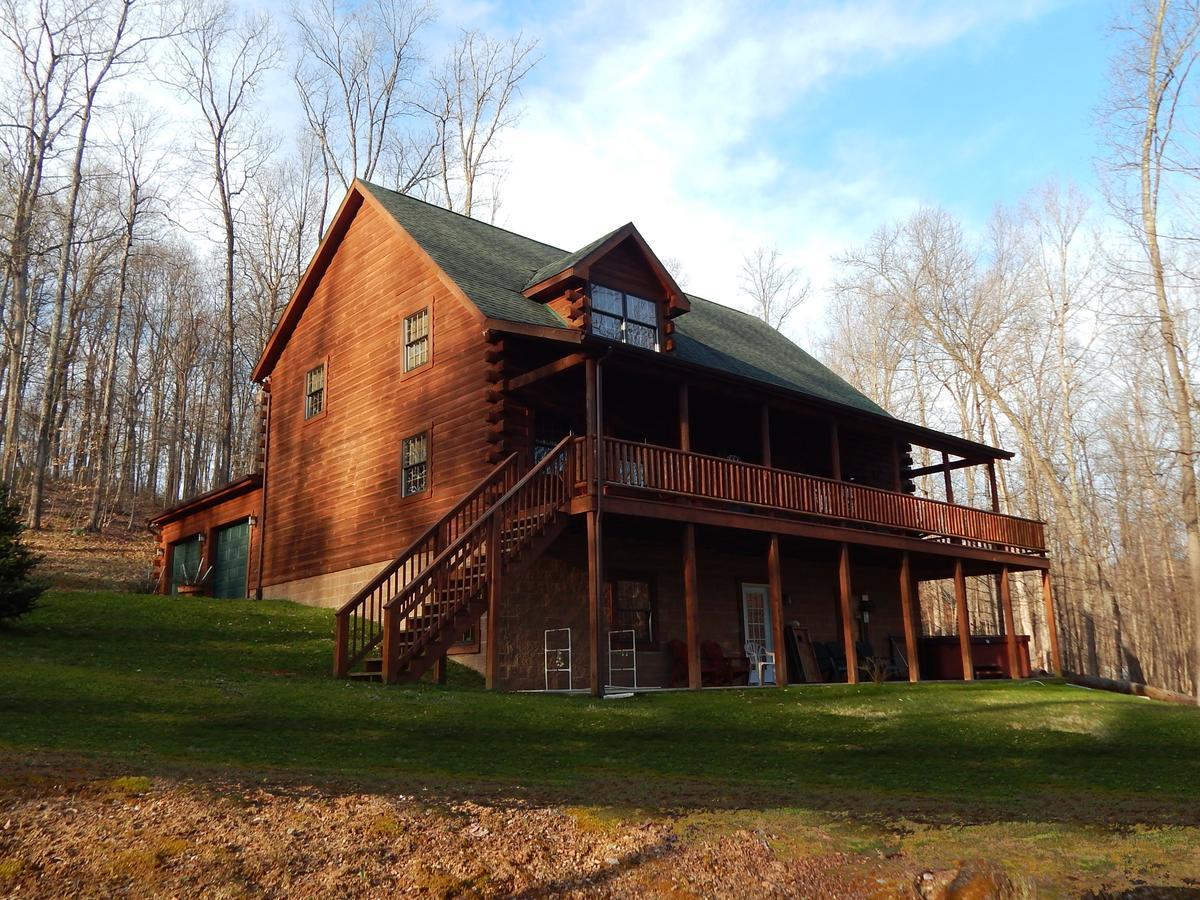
[
  {"xmin": 20, "ymin": 486, "xmax": 156, "ymax": 592},
  {"xmin": 3, "ymin": 758, "xmax": 1196, "ymax": 899}
]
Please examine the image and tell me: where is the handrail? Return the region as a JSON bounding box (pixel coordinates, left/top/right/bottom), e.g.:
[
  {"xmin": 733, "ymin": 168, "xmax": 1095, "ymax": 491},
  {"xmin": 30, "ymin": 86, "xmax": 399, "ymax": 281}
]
[
  {"xmin": 384, "ymin": 434, "xmax": 575, "ymax": 617},
  {"xmin": 597, "ymin": 436, "xmax": 1047, "ymax": 553},
  {"xmin": 333, "ymin": 452, "xmax": 520, "ymax": 677},
  {"xmin": 338, "ymin": 452, "xmax": 519, "ymax": 617},
  {"xmin": 380, "ymin": 434, "xmax": 576, "ymax": 681}
]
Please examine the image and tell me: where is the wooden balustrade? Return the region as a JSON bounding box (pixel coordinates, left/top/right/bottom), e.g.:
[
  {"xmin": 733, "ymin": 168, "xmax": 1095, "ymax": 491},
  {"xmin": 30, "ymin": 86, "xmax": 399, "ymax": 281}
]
[
  {"xmin": 333, "ymin": 453, "xmax": 521, "ymax": 677},
  {"xmin": 594, "ymin": 437, "xmax": 1046, "ymax": 553},
  {"xmin": 381, "ymin": 435, "xmax": 577, "ymax": 681}
]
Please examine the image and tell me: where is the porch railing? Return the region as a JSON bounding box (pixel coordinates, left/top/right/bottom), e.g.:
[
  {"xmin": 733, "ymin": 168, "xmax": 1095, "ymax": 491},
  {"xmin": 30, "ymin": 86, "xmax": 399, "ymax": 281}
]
[{"xmin": 593, "ymin": 437, "xmax": 1046, "ymax": 554}]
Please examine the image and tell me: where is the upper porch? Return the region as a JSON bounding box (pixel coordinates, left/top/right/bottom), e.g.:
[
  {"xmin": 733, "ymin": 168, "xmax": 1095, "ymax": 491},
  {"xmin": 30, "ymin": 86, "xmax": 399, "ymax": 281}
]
[{"xmin": 496, "ymin": 335, "xmax": 1049, "ymax": 570}]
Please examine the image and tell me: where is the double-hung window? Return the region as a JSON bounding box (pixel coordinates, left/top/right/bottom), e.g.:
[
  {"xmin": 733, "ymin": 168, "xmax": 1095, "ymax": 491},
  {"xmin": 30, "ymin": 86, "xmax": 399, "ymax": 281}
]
[
  {"xmin": 304, "ymin": 363, "xmax": 326, "ymax": 420},
  {"xmin": 401, "ymin": 431, "xmax": 429, "ymax": 497},
  {"xmin": 404, "ymin": 308, "xmax": 429, "ymax": 372},
  {"xmin": 590, "ymin": 284, "xmax": 659, "ymax": 351},
  {"xmin": 610, "ymin": 577, "xmax": 655, "ymax": 646}
]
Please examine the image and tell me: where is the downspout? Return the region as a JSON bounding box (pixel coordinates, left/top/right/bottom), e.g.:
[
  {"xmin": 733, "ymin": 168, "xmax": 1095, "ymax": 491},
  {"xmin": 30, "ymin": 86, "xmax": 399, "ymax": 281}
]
[{"xmin": 255, "ymin": 379, "xmax": 272, "ymax": 600}]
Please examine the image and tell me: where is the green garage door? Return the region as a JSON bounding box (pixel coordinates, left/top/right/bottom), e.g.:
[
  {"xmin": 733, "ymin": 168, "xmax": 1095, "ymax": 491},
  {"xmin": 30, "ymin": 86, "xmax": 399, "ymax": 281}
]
[
  {"xmin": 212, "ymin": 519, "xmax": 251, "ymax": 599},
  {"xmin": 170, "ymin": 535, "xmax": 202, "ymax": 594}
]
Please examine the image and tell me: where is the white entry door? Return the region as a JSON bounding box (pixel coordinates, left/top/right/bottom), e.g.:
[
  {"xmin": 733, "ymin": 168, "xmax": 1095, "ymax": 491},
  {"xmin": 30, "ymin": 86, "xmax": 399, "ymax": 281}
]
[{"xmin": 741, "ymin": 583, "xmax": 776, "ymax": 684}]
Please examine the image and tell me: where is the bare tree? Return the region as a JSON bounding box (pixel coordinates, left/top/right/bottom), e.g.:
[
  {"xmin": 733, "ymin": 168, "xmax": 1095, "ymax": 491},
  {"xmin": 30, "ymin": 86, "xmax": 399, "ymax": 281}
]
[
  {"xmin": 0, "ymin": 0, "xmax": 80, "ymax": 485},
  {"xmin": 425, "ymin": 29, "xmax": 538, "ymax": 219},
  {"xmin": 290, "ymin": 0, "xmax": 433, "ymax": 230},
  {"xmin": 168, "ymin": 0, "xmax": 279, "ymax": 487},
  {"xmin": 85, "ymin": 105, "xmax": 161, "ymax": 530},
  {"xmin": 738, "ymin": 245, "xmax": 809, "ymax": 331},
  {"xmin": 27, "ymin": 0, "xmax": 178, "ymax": 528},
  {"xmin": 1103, "ymin": 0, "xmax": 1200, "ymax": 701}
]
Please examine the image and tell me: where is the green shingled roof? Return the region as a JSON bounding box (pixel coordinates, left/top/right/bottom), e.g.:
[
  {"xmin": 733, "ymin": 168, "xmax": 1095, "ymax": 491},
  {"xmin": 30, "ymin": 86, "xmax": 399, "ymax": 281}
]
[
  {"xmin": 523, "ymin": 225, "xmax": 629, "ymax": 291},
  {"xmin": 359, "ymin": 180, "xmax": 888, "ymax": 417}
]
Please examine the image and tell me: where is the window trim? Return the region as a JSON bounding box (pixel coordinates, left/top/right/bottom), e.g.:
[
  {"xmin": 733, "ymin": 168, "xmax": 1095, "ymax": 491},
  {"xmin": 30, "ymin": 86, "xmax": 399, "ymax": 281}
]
[
  {"xmin": 402, "ymin": 306, "xmax": 431, "ymax": 374},
  {"xmin": 303, "ymin": 357, "xmax": 329, "ymax": 424},
  {"xmin": 399, "ymin": 303, "xmax": 433, "ymax": 382},
  {"xmin": 447, "ymin": 623, "xmax": 481, "ymax": 655},
  {"xmin": 399, "ymin": 427, "xmax": 432, "ymax": 501},
  {"xmin": 588, "ymin": 283, "xmax": 661, "ymax": 351},
  {"xmin": 606, "ymin": 571, "xmax": 658, "ymax": 650}
]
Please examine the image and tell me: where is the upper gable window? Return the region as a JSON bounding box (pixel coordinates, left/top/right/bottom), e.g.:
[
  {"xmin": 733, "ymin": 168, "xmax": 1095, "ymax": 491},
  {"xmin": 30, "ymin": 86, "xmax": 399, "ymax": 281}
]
[
  {"xmin": 304, "ymin": 363, "xmax": 326, "ymax": 420},
  {"xmin": 404, "ymin": 308, "xmax": 430, "ymax": 372},
  {"xmin": 590, "ymin": 284, "xmax": 659, "ymax": 351}
]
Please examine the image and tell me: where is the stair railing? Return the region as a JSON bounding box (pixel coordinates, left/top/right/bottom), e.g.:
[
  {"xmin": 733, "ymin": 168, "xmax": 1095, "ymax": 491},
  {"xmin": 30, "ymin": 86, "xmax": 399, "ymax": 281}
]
[
  {"xmin": 380, "ymin": 434, "xmax": 576, "ymax": 682},
  {"xmin": 333, "ymin": 452, "xmax": 520, "ymax": 677}
]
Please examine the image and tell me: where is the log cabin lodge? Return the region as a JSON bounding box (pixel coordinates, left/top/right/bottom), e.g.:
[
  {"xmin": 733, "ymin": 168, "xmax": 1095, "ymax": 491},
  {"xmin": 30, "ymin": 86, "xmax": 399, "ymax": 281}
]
[{"xmin": 150, "ymin": 180, "xmax": 1061, "ymax": 694}]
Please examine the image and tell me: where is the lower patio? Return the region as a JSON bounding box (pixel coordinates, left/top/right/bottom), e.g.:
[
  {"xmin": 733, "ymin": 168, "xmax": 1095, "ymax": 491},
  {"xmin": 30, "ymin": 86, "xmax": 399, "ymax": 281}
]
[{"xmin": 451, "ymin": 515, "xmax": 1055, "ymax": 693}]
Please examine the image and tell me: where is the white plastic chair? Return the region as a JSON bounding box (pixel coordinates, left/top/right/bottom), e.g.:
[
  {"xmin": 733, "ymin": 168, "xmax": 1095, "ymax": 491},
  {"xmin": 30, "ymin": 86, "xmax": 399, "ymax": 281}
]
[{"xmin": 744, "ymin": 641, "xmax": 776, "ymax": 686}]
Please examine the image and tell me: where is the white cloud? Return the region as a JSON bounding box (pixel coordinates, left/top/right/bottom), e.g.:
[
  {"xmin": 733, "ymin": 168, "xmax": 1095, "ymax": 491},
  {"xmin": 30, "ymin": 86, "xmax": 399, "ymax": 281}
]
[{"xmin": 484, "ymin": 0, "xmax": 1064, "ymax": 341}]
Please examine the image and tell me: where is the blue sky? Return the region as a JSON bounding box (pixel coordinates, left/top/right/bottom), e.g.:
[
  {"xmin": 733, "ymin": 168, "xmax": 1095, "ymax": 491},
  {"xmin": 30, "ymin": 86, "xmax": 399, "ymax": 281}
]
[{"xmin": 438, "ymin": 0, "xmax": 1123, "ymax": 335}]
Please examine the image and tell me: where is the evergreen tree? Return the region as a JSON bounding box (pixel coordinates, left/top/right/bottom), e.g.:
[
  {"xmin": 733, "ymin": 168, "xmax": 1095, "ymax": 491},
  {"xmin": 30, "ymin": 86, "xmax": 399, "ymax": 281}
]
[{"xmin": 0, "ymin": 485, "xmax": 44, "ymax": 623}]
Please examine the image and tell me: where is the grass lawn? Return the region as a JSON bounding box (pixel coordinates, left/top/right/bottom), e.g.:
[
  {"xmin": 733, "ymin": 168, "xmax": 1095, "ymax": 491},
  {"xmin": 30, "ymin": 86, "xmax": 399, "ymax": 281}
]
[
  {"xmin": 2, "ymin": 591, "xmax": 1197, "ymax": 818},
  {"xmin": 2, "ymin": 591, "xmax": 1200, "ymax": 893}
]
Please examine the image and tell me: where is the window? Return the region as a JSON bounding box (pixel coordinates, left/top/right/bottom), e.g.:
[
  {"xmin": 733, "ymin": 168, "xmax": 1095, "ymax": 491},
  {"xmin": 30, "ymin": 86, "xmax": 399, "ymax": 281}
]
[
  {"xmin": 590, "ymin": 284, "xmax": 659, "ymax": 351},
  {"xmin": 609, "ymin": 577, "xmax": 655, "ymax": 646},
  {"xmin": 404, "ymin": 308, "xmax": 429, "ymax": 372},
  {"xmin": 401, "ymin": 431, "xmax": 429, "ymax": 497},
  {"xmin": 304, "ymin": 363, "xmax": 325, "ymax": 419}
]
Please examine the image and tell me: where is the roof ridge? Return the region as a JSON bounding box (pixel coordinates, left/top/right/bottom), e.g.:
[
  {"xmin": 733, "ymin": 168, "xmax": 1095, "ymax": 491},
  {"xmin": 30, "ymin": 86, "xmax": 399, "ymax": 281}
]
[{"xmin": 357, "ymin": 179, "xmax": 569, "ymax": 256}]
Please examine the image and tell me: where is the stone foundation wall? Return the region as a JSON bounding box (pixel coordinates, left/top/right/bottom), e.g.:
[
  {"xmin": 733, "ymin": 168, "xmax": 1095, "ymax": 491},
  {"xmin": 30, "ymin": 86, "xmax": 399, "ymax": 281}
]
[{"xmin": 263, "ymin": 558, "xmax": 391, "ymax": 609}]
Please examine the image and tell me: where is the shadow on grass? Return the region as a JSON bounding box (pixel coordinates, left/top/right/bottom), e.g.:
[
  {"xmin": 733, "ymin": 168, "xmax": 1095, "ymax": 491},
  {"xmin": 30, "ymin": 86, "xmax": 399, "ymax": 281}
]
[{"xmin": 3, "ymin": 592, "xmax": 1199, "ymax": 827}]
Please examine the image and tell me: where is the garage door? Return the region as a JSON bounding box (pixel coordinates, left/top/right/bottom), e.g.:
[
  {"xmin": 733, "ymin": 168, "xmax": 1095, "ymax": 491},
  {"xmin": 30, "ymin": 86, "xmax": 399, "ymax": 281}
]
[
  {"xmin": 212, "ymin": 519, "xmax": 251, "ymax": 599},
  {"xmin": 170, "ymin": 535, "xmax": 202, "ymax": 594}
]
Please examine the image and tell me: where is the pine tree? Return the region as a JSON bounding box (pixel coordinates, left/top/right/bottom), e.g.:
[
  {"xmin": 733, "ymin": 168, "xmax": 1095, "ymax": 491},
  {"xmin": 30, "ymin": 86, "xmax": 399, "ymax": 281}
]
[{"xmin": 0, "ymin": 485, "xmax": 44, "ymax": 623}]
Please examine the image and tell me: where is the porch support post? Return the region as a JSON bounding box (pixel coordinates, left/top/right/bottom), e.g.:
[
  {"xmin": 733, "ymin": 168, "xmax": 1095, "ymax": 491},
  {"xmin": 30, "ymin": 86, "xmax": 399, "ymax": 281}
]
[
  {"xmin": 683, "ymin": 523, "xmax": 701, "ymax": 689},
  {"xmin": 890, "ymin": 439, "xmax": 903, "ymax": 492},
  {"xmin": 987, "ymin": 461, "xmax": 1000, "ymax": 512},
  {"xmin": 586, "ymin": 358, "xmax": 599, "ymax": 492},
  {"xmin": 830, "ymin": 422, "xmax": 842, "ymax": 481},
  {"xmin": 485, "ymin": 515, "xmax": 501, "ymax": 690},
  {"xmin": 767, "ymin": 534, "xmax": 788, "ymax": 685},
  {"xmin": 583, "ymin": 352, "xmax": 604, "ymax": 696},
  {"xmin": 942, "ymin": 451, "xmax": 955, "ymax": 504},
  {"xmin": 1042, "ymin": 569, "xmax": 1063, "ymax": 675},
  {"xmin": 678, "ymin": 383, "xmax": 690, "ymax": 451},
  {"xmin": 899, "ymin": 552, "xmax": 920, "ymax": 683},
  {"xmin": 999, "ymin": 566, "xmax": 1020, "ymax": 678},
  {"xmin": 761, "ymin": 405, "xmax": 772, "ymax": 467},
  {"xmin": 953, "ymin": 558, "xmax": 973, "ymax": 680},
  {"xmin": 587, "ymin": 509, "xmax": 605, "ymax": 696},
  {"xmin": 431, "ymin": 655, "xmax": 447, "ymax": 685},
  {"xmin": 838, "ymin": 543, "xmax": 858, "ymax": 684},
  {"xmin": 381, "ymin": 607, "xmax": 397, "ymax": 684}
]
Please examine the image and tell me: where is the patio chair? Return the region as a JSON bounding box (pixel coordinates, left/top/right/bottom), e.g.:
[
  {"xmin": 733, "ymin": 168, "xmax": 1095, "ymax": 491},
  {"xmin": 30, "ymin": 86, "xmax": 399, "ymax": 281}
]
[
  {"xmin": 744, "ymin": 641, "xmax": 776, "ymax": 686},
  {"xmin": 700, "ymin": 640, "xmax": 733, "ymax": 686}
]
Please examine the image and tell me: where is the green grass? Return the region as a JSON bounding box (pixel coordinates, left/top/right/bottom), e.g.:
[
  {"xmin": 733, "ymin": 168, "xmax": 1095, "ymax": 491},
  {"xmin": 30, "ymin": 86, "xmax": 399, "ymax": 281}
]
[{"xmin": 2, "ymin": 591, "xmax": 1198, "ymax": 823}]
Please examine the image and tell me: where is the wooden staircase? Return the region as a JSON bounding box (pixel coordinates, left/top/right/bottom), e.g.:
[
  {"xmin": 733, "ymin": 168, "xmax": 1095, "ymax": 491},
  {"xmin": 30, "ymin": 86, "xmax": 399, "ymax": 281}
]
[{"xmin": 333, "ymin": 435, "xmax": 578, "ymax": 684}]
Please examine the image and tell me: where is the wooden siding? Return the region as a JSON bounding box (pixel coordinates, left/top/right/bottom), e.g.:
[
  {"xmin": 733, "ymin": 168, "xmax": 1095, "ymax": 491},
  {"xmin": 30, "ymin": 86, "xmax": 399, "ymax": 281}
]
[{"xmin": 261, "ymin": 201, "xmax": 493, "ymax": 593}]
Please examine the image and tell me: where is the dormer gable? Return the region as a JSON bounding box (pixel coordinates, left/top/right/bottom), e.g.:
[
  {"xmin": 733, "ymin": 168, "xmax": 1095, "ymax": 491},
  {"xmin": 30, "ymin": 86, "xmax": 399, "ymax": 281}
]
[{"xmin": 521, "ymin": 223, "xmax": 689, "ymax": 353}]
